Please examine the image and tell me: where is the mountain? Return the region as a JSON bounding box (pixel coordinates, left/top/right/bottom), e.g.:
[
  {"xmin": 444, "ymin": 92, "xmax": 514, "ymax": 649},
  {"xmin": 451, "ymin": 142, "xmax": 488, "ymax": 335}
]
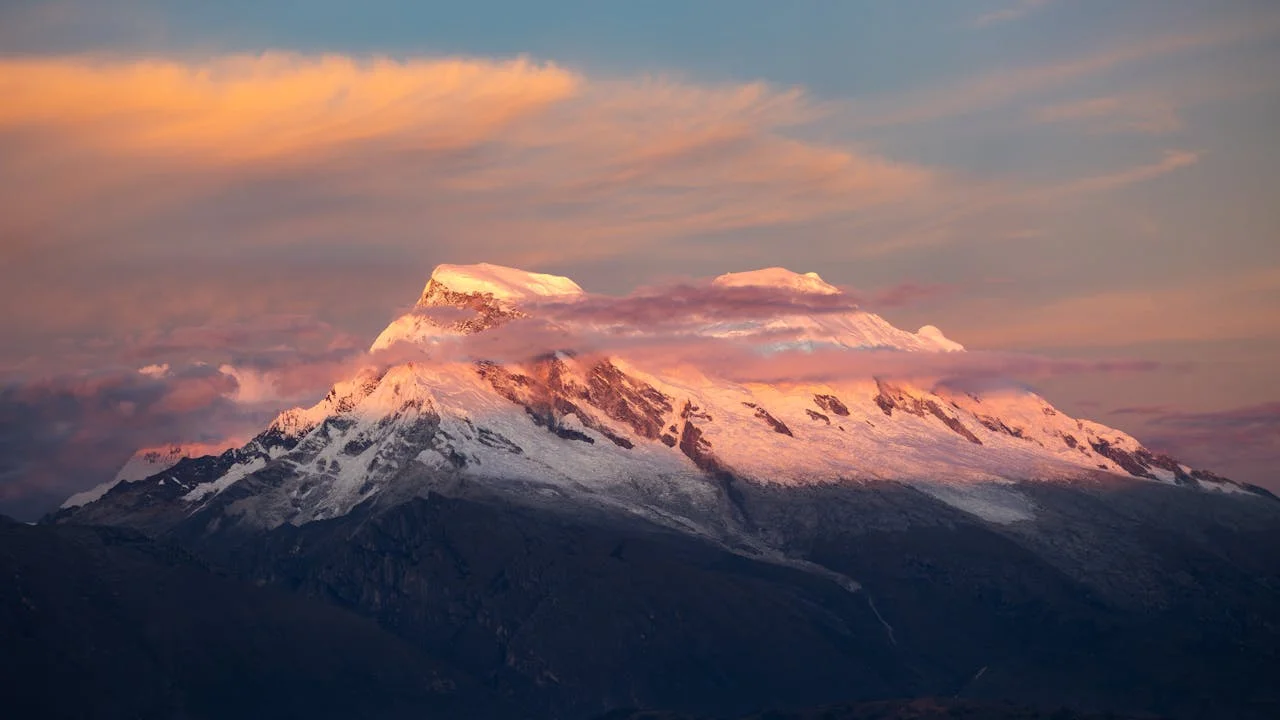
[
  {"xmin": 59, "ymin": 442, "xmax": 233, "ymax": 510},
  {"xmin": 42, "ymin": 263, "xmax": 1280, "ymax": 719},
  {"xmin": 53, "ymin": 263, "xmax": 1265, "ymax": 536}
]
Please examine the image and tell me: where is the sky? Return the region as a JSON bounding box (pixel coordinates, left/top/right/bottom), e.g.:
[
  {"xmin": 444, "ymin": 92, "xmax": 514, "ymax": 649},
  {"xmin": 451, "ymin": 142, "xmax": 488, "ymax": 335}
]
[{"xmin": 1, "ymin": 0, "xmax": 1278, "ymax": 518}]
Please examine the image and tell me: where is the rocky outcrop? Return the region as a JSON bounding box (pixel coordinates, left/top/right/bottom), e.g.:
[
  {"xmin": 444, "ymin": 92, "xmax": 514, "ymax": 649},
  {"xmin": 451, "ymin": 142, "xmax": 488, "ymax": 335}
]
[
  {"xmin": 873, "ymin": 380, "xmax": 982, "ymax": 445},
  {"xmin": 814, "ymin": 394, "xmax": 851, "ymax": 417},
  {"xmin": 742, "ymin": 402, "xmax": 794, "ymax": 436}
]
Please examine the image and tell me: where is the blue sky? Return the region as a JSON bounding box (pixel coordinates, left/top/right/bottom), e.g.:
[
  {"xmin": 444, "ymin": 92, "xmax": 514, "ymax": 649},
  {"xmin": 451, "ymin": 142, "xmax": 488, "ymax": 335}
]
[{"xmin": 0, "ymin": 0, "xmax": 1278, "ymax": 515}]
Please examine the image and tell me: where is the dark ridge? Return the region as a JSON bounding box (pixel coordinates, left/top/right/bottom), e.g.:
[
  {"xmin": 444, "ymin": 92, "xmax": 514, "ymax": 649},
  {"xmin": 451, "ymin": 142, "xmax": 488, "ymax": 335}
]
[
  {"xmin": 979, "ymin": 415, "xmax": 1026, "ymax": 439},
  {"xmin": 0, "ymin": 521, "xmax": 506, "ymax": 719},
  {"xmin": 595, "ymin": 697, "xmax": 1156, "ymax": 719},
  {"xmin": 342, "ymin": 437, "xmax": 375, "ymax": 455},
  {"xmin": 922, "ymin": 401, "xmax": 982, "ymax": 445},
  {"xmin": 476, "ymin": 427, "xmax": 524, "ymax": 454},
  {"xmin": 873, "ymin": 381, "xmax": 981, "ymax": 444},
  {"xmin": 1090, "ymin": 439, "xmax": 1155, "ymax": 479}
]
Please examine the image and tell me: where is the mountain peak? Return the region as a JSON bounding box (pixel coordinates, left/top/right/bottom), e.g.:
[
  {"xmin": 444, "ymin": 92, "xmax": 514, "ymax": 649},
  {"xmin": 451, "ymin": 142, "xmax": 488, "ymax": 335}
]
[
  {"xmin": 60, "ymin": 441, "xmax": 234, "ymax": 510},
  {"xmin": 424, "ymin": 263, "xmax": 584, "ymax": 304},
  {"xmin": 713, "ymin": 267, "xmax": 841, "ymax": 295}
]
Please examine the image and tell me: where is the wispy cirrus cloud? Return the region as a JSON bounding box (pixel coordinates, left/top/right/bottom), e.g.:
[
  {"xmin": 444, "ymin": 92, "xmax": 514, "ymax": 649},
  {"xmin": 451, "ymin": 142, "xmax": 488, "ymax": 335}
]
[
  {"xmin": 0, "ymin": 42, "xmax": 1250, "ymax": 365},
  {"xmin": 1048, "ymin": 149, "xmax": 1200, "ymax": 197},
  {"xmin": 0, "ymin": 54, "xmax": 926, "ymax": 250},
  {"xmin": 972, "ymin": 0, "xmax": 1052, "ymax": 29},
  {"xmin": 0, "ymin": 54, "xmax": 580, "ymax": 162},
  {"xmin": 1032, "ymin": 95, "xmax": 1184, "ymax": 134},
  {"xmin": 862, "ymin": 12, "xmax": 1280, "ymax": 127},
  {"xmin": 1027, "ymin": 58, "xmax": 1280, "ymax": 137},
  {"xmin": 1111, "ymin": 404, "xmax": 1176, "ymax": 417},
  {"xmin": 841, "ymin": 148, "xmax": 1203, "ymax": 259}
]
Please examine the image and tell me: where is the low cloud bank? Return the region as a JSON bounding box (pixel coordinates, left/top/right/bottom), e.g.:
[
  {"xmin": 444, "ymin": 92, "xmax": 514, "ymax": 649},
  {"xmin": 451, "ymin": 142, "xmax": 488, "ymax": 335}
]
[{"xmin": 0, "ymin": 281, "xmax": 1168, "ymax": 520}]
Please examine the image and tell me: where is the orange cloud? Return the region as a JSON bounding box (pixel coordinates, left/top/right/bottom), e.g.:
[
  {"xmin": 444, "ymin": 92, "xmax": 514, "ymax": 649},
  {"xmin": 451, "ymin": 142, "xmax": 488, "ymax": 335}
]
[
  {"xmin": 1048, "ymin": 149, "xmax": 1200, "ymax": 197},
  {"xmin": 972, "ymin": 0, "xmax": 1051, "ymax": 29},
  {"xmin": 0, "ymin": 54, "xmax": 930, "ymax": 249},
  {"xmin": 0, "ymin": 52, "xmax": 937, "ymax": 357},
  {"xmin": 0, "ymin": 54, "xmax": 580, "ymax": 163}
]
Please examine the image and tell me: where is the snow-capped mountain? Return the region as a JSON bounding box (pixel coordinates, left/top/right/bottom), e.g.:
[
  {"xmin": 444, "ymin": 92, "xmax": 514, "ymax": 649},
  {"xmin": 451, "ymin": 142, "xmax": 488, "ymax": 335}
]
[
  {"xmin": 60, "ymin": 441, "xmax": 234, "ymax": 510},
  {"xmin": 56, "ymin": 263, "xmax": 1264, "ymax": 538},
  {"xmin": 45, "ymin": 263, "xmax": 1280, "ymax": 720}
]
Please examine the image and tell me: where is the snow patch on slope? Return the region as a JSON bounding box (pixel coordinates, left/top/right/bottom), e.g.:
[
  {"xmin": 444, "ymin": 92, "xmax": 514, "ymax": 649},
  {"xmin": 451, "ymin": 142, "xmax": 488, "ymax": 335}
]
[{"xmin": 911, "ymin": 481, "xmax": 1035, "ymax": 524}]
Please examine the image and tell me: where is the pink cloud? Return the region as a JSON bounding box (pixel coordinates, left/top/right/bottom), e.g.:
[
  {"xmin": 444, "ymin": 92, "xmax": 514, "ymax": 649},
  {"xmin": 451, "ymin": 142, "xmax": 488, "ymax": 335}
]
[
  {"xmin": 863, "ymin": 283, "xmax": 950, "ymax": 309},
  {"xmin": 126, "ymin": 315, "xmax": 359, "ymax": 361},
  {"xmin": 0, "ymin": 274, "xmax": 1174, "ymax": 520},
  {"xmin": 374, "ymin": 308, "xmax": 1163, "ymax": 388},
  {"xmin": 1119, "ymin": 403, "xmax": 1280, "ymax": 490},
  {"xmin": 1111, "ymin": 404, "xmax": 1177, "ymax": 417},
  {"xmin": 516, "ymin": 279, "xmax": 951, "ymax": 330},
  {"xmin": 0, "ymin": 364, "xmax": 281, "ymax": 515},
  {"xmin": 861, "ymin": 12, "xmax": 1280, "ymax": 127},
  {"xmin": 526, "ymin": 282, "xmax": 863, "ymax": 327}
]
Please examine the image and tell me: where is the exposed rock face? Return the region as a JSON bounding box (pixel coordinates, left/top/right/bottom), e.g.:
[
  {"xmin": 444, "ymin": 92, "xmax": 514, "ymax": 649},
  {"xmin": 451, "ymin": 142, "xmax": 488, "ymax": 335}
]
[
  {"xmin": 873, "ymin": 380, "xmax": 982, "ymax": 444},
  {"xmin": 676, "ymin": 401, "xmax": 720, "ymax": 474},
  {"xmin": 814, "ymin": 394, "xmax": 851, "ymax": 417},
  {"xmin": 478, "ymin": 357, "xmax": 643, "ymax": 449},
  {"xmin": 978, "ymin": 415, "xmax": 1026, "ymax": 439},
  {"xmin": 1089, "ymin": 438, "xmax": 1154, "ymax": 479},
  {"xmin": 416, "ymin": 278, "xmax": 530, "ymax": 334},
  {"xmin": 585, "ymin": 361, "xmax": 674, "ymax": 441},
  {"xmin": 743, "ymin": 402, "xmax": 794, "ymax": 436}
]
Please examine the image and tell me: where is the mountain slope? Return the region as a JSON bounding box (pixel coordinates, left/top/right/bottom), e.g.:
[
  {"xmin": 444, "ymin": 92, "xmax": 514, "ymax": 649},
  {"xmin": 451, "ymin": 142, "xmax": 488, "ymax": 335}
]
[
  {"xmin": 60, "ymin": 442, "xmax": 233, "ymax": 510},
  {"xmin": 0, "ymin": 516, "xmax": 507, "ymax": 719},
  {"xmin": 225, "ymin": 484, "xmax": 1280, "ymax": 719}
]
